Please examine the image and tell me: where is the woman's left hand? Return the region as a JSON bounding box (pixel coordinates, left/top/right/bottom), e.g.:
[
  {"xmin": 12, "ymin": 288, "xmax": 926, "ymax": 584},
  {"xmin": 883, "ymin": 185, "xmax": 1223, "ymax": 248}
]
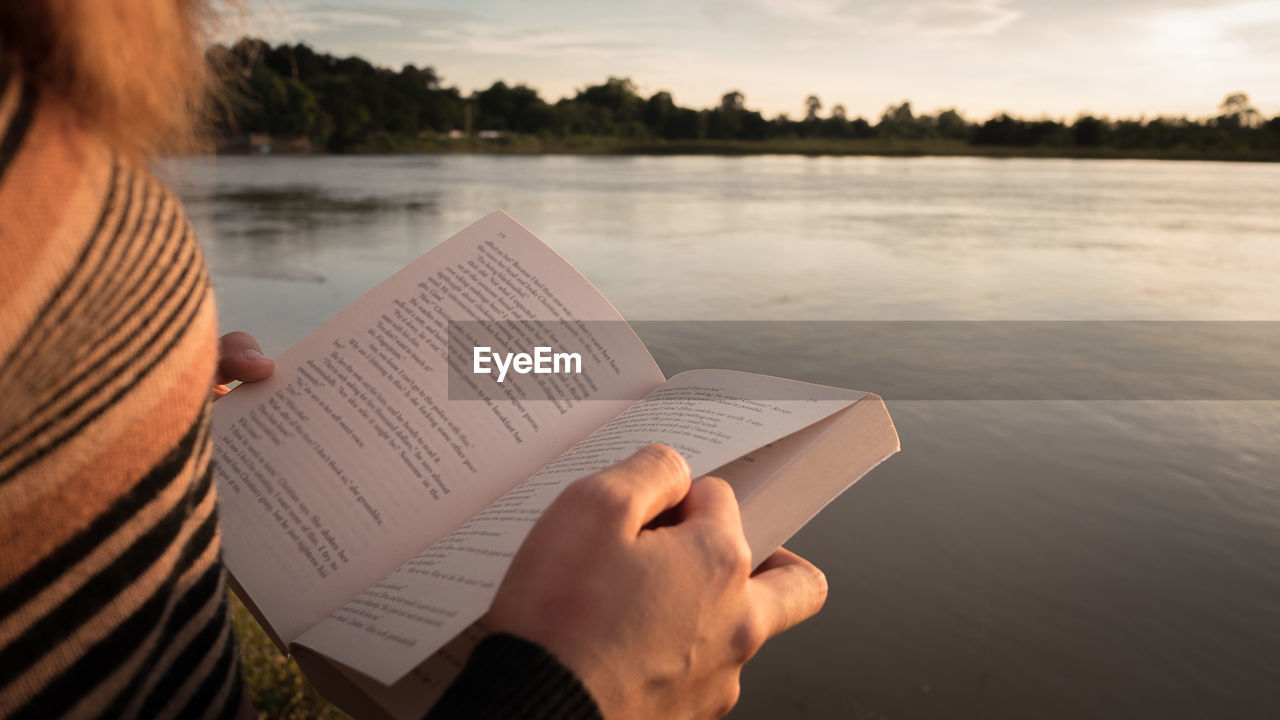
[{"xmin": 213, "ymin": 331, "xmax": 275, "ymax": 399}]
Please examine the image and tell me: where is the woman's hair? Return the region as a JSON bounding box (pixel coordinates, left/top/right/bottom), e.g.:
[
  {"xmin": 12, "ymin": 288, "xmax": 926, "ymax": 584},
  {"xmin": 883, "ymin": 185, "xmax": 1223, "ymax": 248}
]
[{"xmin": 0, "ymin": 0, "xmax": 215, "ymax": 160}]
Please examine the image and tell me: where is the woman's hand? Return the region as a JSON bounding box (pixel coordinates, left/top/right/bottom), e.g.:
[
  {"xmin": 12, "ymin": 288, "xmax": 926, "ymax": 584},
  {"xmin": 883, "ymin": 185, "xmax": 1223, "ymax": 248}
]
[
  {"xmin": 489, "ymin": 444, "xmax": 828, "ymax": 719},
  {"xmin": 213, "ymin": 331, "xmax": 275, "ymax": 399}
]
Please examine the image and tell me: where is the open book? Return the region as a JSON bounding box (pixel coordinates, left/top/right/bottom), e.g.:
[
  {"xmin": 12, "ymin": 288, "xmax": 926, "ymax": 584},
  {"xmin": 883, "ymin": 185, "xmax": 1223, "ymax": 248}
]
[{"xmin": 212, "ymin": 211, "xmax": 900, "ymax": 720}]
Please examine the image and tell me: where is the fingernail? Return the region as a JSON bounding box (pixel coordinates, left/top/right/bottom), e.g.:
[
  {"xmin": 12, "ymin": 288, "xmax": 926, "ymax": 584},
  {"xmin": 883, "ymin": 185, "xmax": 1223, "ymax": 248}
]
[{"xmin": 244, "ymin": 348, "xmax": 267, "ymax": 361}]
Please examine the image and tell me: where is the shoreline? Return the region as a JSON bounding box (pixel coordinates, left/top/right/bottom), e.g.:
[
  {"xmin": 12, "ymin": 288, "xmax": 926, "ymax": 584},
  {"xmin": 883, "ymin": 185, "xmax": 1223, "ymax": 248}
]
[{"xmin": 216, "ymin": 136, "xmax": 1280, "ymax": 163}]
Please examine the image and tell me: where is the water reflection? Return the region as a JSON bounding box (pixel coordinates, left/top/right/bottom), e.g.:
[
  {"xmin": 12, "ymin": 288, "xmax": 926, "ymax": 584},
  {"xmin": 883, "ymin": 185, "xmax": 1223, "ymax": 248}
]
[
  {"xmin": 185, "ymin": 185, "xmax": 440, "ymax": 239},
  {"xmin": 634, "ymin": 320, "xmax": 1280, "ymax": 400}
]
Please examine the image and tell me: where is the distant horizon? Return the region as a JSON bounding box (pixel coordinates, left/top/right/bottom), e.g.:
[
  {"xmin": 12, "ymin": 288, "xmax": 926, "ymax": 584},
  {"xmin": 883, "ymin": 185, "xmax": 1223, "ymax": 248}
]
[
  {"xmin": 214, "ymin": 35, "xmax": 1275, "ymax": 126},
  {"xmin": 218, "ymin": 0, "xmax": 1280, "ymax": 122}
]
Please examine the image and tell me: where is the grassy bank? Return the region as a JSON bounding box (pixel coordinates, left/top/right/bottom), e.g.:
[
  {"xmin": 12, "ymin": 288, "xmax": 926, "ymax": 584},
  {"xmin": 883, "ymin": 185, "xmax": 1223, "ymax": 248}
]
[
  {"xmin": 267, "ymin": 133, "xmax": 1280, "ymax": 162},
  {"xmin": 231, "ymin": 593, "xmax": 350, "ymax": 719}
]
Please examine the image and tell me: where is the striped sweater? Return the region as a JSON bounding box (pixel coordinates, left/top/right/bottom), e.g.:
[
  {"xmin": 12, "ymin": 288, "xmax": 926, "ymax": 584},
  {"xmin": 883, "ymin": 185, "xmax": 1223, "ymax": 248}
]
[{"xmin": 0, "ymin": 68, "xmax": 243, "ymax": 719}]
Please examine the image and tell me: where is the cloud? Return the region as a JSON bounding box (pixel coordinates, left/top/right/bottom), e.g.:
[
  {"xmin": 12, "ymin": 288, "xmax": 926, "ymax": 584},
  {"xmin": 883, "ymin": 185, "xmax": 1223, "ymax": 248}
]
[
  {"xmin": 411, "ymin": 20, "xmax": 672, "ymax": 59},
  {"xmin": 1136, "ymin": 0, "xmax": 1280, "ymax": 63},
  {"xmin": 703, "ymin": 0, "xmax": 1022, "ymax": 38},
  {"xmin": 755, "ymin": 0, "xmax": 850, "ymax": 20},
  {"xmin": 305, "ymin": 10, "xmax": 402, "ymax": 28},
  {"xmin": 223, "ymin": 2, "xmax": 404, "ymax": 39},
  {"xmin": 888, "ymin": 0, "xmax": 1024, "ymax": 37}
]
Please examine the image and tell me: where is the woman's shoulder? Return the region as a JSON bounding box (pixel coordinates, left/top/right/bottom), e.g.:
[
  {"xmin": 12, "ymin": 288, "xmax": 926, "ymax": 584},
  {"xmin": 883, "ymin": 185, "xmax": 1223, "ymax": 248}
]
[
  {"xmin": 0, "ymin": 64, "xmax": 218, "ymax": 487},
  {"xmin": 0, "ymin": 60, "xmax": 234, "ymax": 720}
]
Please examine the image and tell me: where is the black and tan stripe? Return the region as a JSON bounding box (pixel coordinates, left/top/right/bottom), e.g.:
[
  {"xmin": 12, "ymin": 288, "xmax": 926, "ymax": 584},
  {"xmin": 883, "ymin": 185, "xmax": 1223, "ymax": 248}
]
[
  {"xmin": 0, "ymin": 164, "xmax": 210, "ymax": 481},
  {"xmin": 0, "ymin": 414, "xmax": 209, "ymax": 623},
  {"xmin": 0, "ymin": 408, "xmax": 227, "ymax": 717},
  {"xmin": 0, "ymin": 414, "xmax": 214, "ymax": 662},
  {"xmin": 0, "ymin": 69, "xmax": 240, "ymax": 720},
  {"xmin": 0, "ymin": 69, "xmax": 35, "ymax": 184}
]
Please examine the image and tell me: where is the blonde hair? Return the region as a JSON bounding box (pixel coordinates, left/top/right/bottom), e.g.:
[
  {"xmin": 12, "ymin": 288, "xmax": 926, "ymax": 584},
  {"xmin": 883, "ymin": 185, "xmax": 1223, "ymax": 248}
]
[{"xmin": 0, "ymin": 0, "xmax": 214, "ymax": 160}]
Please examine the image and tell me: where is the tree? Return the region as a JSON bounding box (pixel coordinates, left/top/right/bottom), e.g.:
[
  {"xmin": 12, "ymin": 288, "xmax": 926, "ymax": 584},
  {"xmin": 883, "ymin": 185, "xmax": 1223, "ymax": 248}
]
[
  {"xmin": 971, "ymin": 114, "xmax": 1022, "ymax": 145},
  {"xmin": 814, "ymin": 104, "xmax": 850, "ymax": 138},
  {"xmin": 204, "ymin": 36, "xmax": 1280, "ymax": 158},
  {"xmin": 883, "ymin": 101, "xmax": 914, "ymax": 125},
  {"xmin": 878, "ymin": 101, "xmax": 930, "ymax": 139},
  {"xmin": 641, "ymin": 91, "xmax": 699, "ymax": 139},
  {"xmin": 308, "ymin": 74, "xmax": 372, "ymax": 150},
  {"xmin": 474, "ymin": 81, "xmax": 553, "ymax": 133},
  {"xmin": 849, "ymin": 117, "xmax": 874, "ymax": 138},
  {"xmin": 642, "ymin": 91, "xmax": 674, "ymax": 135},
  {"xmin": 804, "ymin": 95, "xmax": 822, "ymax": 122},
  {"xmin": 936, "ymin": 108, "xmax": 968, "ymax": 140},
  {"xmin": 399, "ymin": 64, "xmax": 440, "ymax": 91},
  {"xmin": 1218, "ymin": 92, "xmax": 1261, "ymax": 129},
  {"xmin": 1071, "ymin": 115, "xmax": 1109, "ymax": 147},
  {"xmin": 562, "ymin": 77, "xmax": 645, "ymax": 136}
]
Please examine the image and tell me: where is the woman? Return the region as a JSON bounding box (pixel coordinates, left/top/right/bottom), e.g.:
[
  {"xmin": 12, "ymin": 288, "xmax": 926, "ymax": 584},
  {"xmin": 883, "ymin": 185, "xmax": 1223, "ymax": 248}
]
[{"xmin": 0, "ymin": 3, "xmax": 826, "ymax": 718}]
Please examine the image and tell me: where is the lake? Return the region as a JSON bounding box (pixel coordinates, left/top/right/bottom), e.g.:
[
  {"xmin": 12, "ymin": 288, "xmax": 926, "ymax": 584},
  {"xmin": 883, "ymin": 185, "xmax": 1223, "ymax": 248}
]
[{"xmin": 165, "ymin": 154, "xmax": 1280, "ymax": 719}]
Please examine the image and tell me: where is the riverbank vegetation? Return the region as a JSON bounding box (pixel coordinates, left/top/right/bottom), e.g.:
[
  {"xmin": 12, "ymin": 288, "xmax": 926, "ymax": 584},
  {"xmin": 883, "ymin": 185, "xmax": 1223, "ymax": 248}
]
[
  {"xmin": 211, "ymin": 38, "xmax": 1280, "ymax": 162},
  {"xmin": 231, "ymin": 595, "xmax": 348, "ymax": 719}
]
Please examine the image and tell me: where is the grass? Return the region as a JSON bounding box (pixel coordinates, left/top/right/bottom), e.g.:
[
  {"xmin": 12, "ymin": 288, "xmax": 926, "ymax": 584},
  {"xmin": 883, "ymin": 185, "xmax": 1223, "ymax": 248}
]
[
  {"xmin": 230, "ymin": 592, "xmax": 352, "ymax": 720},
  {"xmin": 334, "ymin": 133, "xmax": 1280, "ymax": 162}
]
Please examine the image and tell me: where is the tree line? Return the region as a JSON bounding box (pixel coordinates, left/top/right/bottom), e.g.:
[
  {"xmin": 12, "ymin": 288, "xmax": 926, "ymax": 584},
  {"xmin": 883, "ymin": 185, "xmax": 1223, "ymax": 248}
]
[{"xmin": 212, "ymin": 38, "xmax": 1280, "ymax": 157}]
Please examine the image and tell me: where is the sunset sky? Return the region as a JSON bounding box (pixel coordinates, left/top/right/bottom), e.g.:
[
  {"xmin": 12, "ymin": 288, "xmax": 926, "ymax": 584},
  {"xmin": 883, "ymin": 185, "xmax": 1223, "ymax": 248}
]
[{"xmin": 224, "ymin": 0, "xmax": 1280, "ymax": 121}]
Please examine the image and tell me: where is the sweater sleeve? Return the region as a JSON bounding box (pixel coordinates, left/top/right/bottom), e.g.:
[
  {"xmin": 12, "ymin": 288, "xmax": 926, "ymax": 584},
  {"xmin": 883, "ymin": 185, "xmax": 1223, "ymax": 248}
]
[{"xmin": 424, "ymin": 633, "xmax": 604, "ymax": 720}]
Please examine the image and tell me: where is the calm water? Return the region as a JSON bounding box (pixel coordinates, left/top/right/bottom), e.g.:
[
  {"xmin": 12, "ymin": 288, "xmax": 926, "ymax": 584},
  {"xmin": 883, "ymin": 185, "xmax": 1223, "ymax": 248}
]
[{"xmin": 165, "ymin": 155, "xmax": 1280, "ymax": 719}]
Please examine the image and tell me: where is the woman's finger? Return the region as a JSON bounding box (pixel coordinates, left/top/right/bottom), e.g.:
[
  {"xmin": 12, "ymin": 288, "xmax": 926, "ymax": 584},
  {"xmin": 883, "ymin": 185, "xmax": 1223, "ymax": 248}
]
[{"xmin": 216, "ymin": 331, "xmax": 274, "ymax": 385}]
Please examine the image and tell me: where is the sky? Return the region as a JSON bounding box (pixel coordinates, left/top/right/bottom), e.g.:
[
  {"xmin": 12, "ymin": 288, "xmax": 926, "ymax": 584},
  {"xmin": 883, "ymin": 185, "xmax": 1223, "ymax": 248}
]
[{"xmin": 222, "ymin": 0, "xmax": 1280, "ymax": 121}]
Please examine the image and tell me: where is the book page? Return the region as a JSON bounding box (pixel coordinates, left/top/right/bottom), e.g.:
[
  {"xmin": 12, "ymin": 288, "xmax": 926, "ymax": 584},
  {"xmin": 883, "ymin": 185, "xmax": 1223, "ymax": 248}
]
[
  {"xmin": 709, "ymin": 395, "xmax": 900, "ymax": 567},
  {"xmin": 295, "ymin": 369, "xmax": 864, "ymax": 684},
  {"xmin": 213, "ymin": 212, "xmax": 664, "ymax": 645},
  {"xmin": 292, "ymin": 620, "xmax": 492, "ymax": 720}
]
